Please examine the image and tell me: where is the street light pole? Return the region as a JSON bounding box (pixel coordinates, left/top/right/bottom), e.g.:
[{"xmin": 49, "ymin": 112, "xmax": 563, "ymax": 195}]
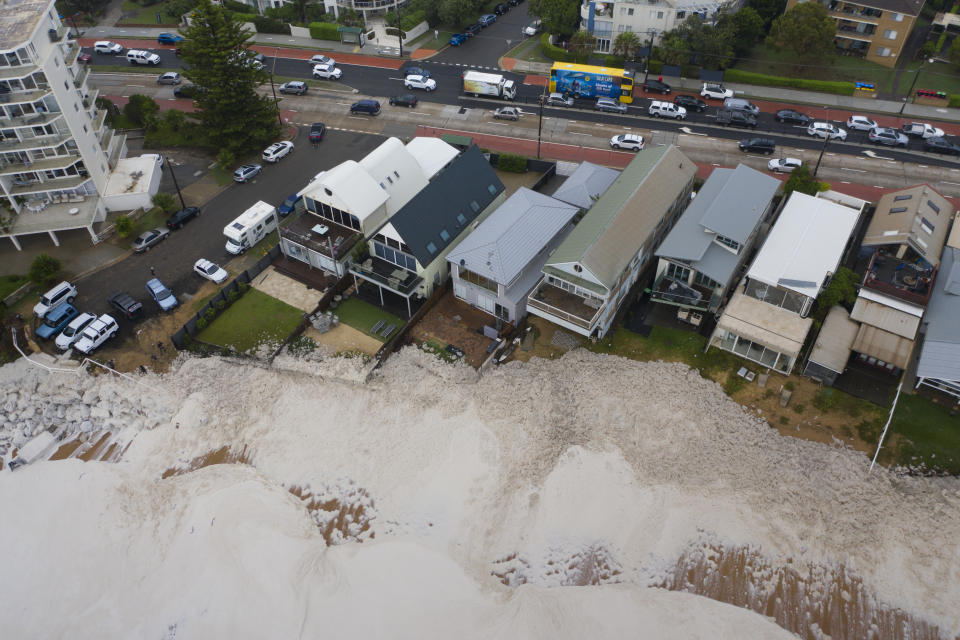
[
  {"xmin": 900, "ymin": 58, "xmax": 933, "ymax": 115},
  {"xmin": 166, "ymin": 158, "xmax": 186, "ymax": 210},
  {"xmin": 643, "ymin": 32, "xmax": 654, "ymax": 85},
  {"xmin": 813, "ymin": 107, "xmax": 829, "ymax": 177},
  {"xmin": 537, "ymin": 85, "xmax": 546, "ymax": 159},
  {"xmin": 270, "ymin": 49, "xmax": 282, "ymax": 129},
  {"xmin": 396, "ymin": 1, "xmax": 404, "ymax": 58}
]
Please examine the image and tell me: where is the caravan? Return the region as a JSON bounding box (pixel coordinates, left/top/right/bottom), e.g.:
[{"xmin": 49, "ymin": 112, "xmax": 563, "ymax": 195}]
[{"xmin": 224, "ymin": 201, "xmax": 278, "ymax": 254}]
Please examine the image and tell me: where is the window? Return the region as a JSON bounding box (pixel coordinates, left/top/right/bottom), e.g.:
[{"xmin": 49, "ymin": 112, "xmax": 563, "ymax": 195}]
[
  {"xmin": 892, "ymin": 12, "xmax": 903, "ymax": 21},
  {"xmin": 877, "ymin": 47, "xmax": 891, "ymax": 57},
  {"xmin": 487, "ymin": 184, "xmax": 497, "ymax": 195},
  {"xmin": 393, "ymin": 170, "xmax": 399, "ymax": 178},
  {"xmin": 889, "ymin": 207, "xmax": 907, "ymax": 213},
  {"xmin": 921, "ymin": 217, "xmax": 935, "ymax": 234},
  {"xmin": 386, "ymin": 176, "xmax": 393, "ymax": 184},
  {"xmin": 628, "ymin": 7, "xmax": 634, "ymax": 14},
  {"xmin": 657, "ymin": 11, "xmax": 664, "ymax": 18},
  {"xmin": 714, "ymin": 234, "xmax": 741, "ymax": 254},
  {"xmin": 73, "ymin": 103, "xmax": 78, "ymax": 112},
  {"xmin": 439, "ymin": 229, "xmax": 450, "ymax": 242},
  {"xmin": 595, "ymin": 38, "xmax": 610, "ymax": 53},
  {"xmin": 456, "ymin": 213, "xmax": 467, "ymax": 226},
  {"xmin": 426, "ymin": 242, "xmax": 437, "ymax": 255},
  {"xmin": 927, "ymin": 200, "xmax": 941, "ymax": 214},
  {"xmin": 894, "ymin": 194, "xmax": 912, "ymax": 201},
  {"xmin": 666, "ymin": 262, "xmax": 690, "ymax": 282},
  {"xmin": 470, "ymin": 201, "xmax": 480, "ymax": 212},
  {"xmin": 883, "ymin": 29, "xmax": 897, "ymax": 40},
  {"xmin": 459, "ymin": 266, "xmax": 498, "ymax": 293},
  {"xmin": 676, "ymin": 10, "xmax": 685, "ymax": 19},
  {"xmin": 618, "ymin": 25, "xmax": 625, "ymax": 32},
  {"xmin": 694, "ymin": 271, "xmax": 720, "ymax": 290}
]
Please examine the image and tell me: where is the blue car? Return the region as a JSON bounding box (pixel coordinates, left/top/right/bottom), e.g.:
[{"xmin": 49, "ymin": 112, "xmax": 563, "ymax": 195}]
[
  {"xmin": 146, "ymin": 277, "xmax": 178, "ymax": 311},
  {"xmin": 157, "ymin": 32, "xmax": 183, "ymax": 44},
  {"xmin": 449, "ymin": 33, "xmax": 467, "ymax": 46},
  {"xmin": 278, "ymin": 193, "xmax": 301, "ymax": 217},
  {"xmin": 479, "ymin": 14, "xmax": 496, "ymax": 26},
  {"xmin": 35, "ymin": 302, "xmax": 79, "ymax": 340}
]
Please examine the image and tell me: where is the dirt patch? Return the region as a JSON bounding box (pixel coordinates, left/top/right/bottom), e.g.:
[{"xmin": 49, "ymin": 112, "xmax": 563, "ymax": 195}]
[
  {"xmin": 161, "ymin": 445, "xmax": 252, "ymax": 479},
  {"xmin": 303, "ymin": 324, "xmax": 381, "ymax": 357},
  {"xmin": 288, "ymin": 484, "xmax": 376, "ymax": 546},
  {"xmin": 410, "ymin": 292, "xmax": 501, "ymax": 368},
  {"xmin": 508, "ymin": 316, "xmax": 584, "ymax": 364}
]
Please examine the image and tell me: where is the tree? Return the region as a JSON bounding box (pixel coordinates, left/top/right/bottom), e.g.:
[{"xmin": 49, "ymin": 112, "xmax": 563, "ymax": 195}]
[
  {"xmin": 438, "ymin": 0, "xmax": 474, "ymax": 29},
  {"xmin": 747, "ymin": 0, "xmax": 787, "ymax": 29},
  {"xmin": 948, "ymin": 36, "xmax": 960, "ymax": 65},
  {"xmin": 612, "ymin": 31, "xmax": 641, "ymax": 59},
  {"xmin": 725, "ymin": 7, "xmax": 765, "ymax": 56},
  {"xmin": 657, "ymin": 32, "xmax": 689, "ymax": 66},
  {"xmin": 767, "ymin": 2, "xmax": 836, "ymax": 66},
  {"xmin": 782, "ymin": 164, "xmax": 829, "ymax": 197},
  {"xmin": 812, "ymin": 267, "xmax": 859, "ymax": 321},
  {"xmin": 152, "ymin": 192, "xmax": 177, "ymax": 214},
  {"xmin": 178, "ymin": 0, "xmax": 280, "ymax": 155},
  {"xmin": 28, "ymin": 254, "xmax": 61, "ymax": 287},
  {"xmin": 569, "ymin": 30, "xmax": 596, "ymax": 61},
  {"xmin": 658, "ymin": 15, "xmax": 734, "ymax": 70},
  {"xmin": 123, "ymin": 94, "xmax": 159, "ymax": 128},
  {"xmin": 528, "ymin": 0, "xmax": 580, "ymax": 38}
]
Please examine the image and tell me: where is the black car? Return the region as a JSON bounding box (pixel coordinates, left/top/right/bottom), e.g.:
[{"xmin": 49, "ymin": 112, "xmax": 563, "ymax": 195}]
[
  {"xmin": 108, "ymin": 291, "xmax": 143, "ymax": 320},
  {"xmin": 494, "ymin": 2, "xmax": 509, "ymax": 14},
  {"xmin": 738, "ymin": 137, "xmax": 776, "ymax": 154},
  {"xmin": 465, "ymin": 23, "xmax": 482, "ymax": 36},
  {"xmin": 509, "ymin": 0, "xmax": 522, "ymax": 5},
  {"xmin": 173, "ymin": 84, "xmax": 201, "ymax": 99},
  {"xmin": 389, "ymin": 93, "xmax": 418, "ymax": 108},
  {"xmin": 923, "ymin": 136, "xmax": 960, "ymax": 156},
  {"xmin": 350, "ymin": 99, "xmax": 381, "ymax": 115},
  {"xmin": 642, "ymin": 79, "xmax": 671, "ymax": 94},
  {"xmin": 716, "ymin": 109, "xmax": 757, "ymax": 128},
  {"xmin": 166, "ymin": 206, "xmax": 200, "ymax": 230},
  {"xmin": 402, "ymin": 66, "xmax": 430, "ymax": 78},
  {"xmin": 309, "ymin": 122, "xmax": 326, "ymax": 142},
  {"xmin": 674, "ymin": 94, "xmax": 706, "ymax": 112},
  {"xmin": 775, "ymin": 109, "xmax": 810, "ymax": 125}
]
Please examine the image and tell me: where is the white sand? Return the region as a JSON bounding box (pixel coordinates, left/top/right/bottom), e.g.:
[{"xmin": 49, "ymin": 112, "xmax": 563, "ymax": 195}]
[{"xmin": 1, "ymin": 348, "xmax": 959, "ymax": 639}]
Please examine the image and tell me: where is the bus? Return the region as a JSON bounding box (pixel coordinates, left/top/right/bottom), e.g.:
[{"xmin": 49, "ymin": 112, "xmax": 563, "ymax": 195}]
[{"xmin": 549, "ymin": 62, "xmax": 634, "ymax": 104}]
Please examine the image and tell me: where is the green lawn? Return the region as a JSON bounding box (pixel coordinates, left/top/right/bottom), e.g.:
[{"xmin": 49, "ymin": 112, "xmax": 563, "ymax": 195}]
[
  {"xmin": 505, "ymin": 35, "xmax": 551, "ymax": 64},
  {"xmin": 889, "ymin": 394, "xmax": 960, "ymax": 474},
  {"xmin": 733, "ymin": 44, "xmax": 899, "ymax": 95},
  {"xmin": 913, "ymin": 63, "xmax": 960, "ymax": 99},
  {"xmin": 0, "ymin": 274, "xmax": 29, "ymax": 301},
  {"xmin": 108, "ymin": 207, "xmax": 166, "ymax": 248},
  {"xmin": 119, "ymin": 0, "xmax": 179, "ymax": 26},
  {"xmin": 335, "ymin": 296, "xmax": 404, "ymax": 342},
  {"xmin": 406, "ymin": 29, "xmax": 456, "ymax": 48},
  {"xmin": 196, "ymin": 288, "xmax": 303, "ymax": 353}
]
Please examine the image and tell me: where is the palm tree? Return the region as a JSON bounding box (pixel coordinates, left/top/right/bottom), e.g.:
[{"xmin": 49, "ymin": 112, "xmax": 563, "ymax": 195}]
[{"xmin": 612, "ymin": 31, "xmax": 641, "ymax": 59}]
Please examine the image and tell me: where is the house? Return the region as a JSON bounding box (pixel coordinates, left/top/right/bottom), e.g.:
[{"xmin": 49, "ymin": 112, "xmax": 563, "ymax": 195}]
[
  {"xmin": 845, "ymin": 185, "xmax": 954, "ymax": 376},
  {"xmin": 708, "ymin": 191, "xmax": 864, "ymax": 374},
  {"xmin": 447, "ymin": 188, "xmax": 579, "ymax": 327},
  {"xmin": 280, "ymin": 137, "xmax": 458, "ymax": 278},
  {"xmin": 785, "ymin": 0, "xmax": 924, "ymax": 68},
  {"xmin": 349, "ymin": 145, "xmax": 507, "ymax": 317},
  {"xmin": 651, "ymin": 164, "xmax": 780, "ymax": 318},
  {"xmin": 550, "ymin": 161, "xmax": 621, "ymax": 210},
  {"xmin": 803, "ymin": 306, "xmax": 862, "ymax": 385},
  {"xmin": 580, "ymin": 0, "xmax": 736, "ymax": 54},
  {"xmin": 526, "ymin": 145, "xmax": 696, "ymax": 339},
  {"xmin": 915, "ymin": 221, "xmax": 960, "ymax": 400}
]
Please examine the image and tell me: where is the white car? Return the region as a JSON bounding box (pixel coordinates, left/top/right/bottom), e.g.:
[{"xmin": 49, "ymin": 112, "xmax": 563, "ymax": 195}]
[
  {"xmin": 648, "ymin": 100, "xmax": 686, "ymax": 119},
  {"xmin": 523, "ymin": 20, "xmax": 541, "ymax": 36},
  {"xmin": 846, "ymin": 115, "xmax": 878, "ymax": 131},
  {"xmin": 610, "ymin": 134, "xmax": 644, "ymax": 151},
  {"xmin": 55, "ymin": 312, "xmax": 96, "ymax": 351},
  {"xmin": 700, "ymin": 83, "xmax": 733, "ymax": 100},
  {"xmin": 768, "ymin": 157, "xmax": 803, "ymax": 173},
  {"xmin": 73, "ymin": 314, "xmax": 119, "ymax": 355},
  {"xmin": 194, "ymin": 258, "xmax": 228, "ymax": 284},
  {"xmin": 312, "ymin": 63, "xmax": 342, "ymax": 80},
  {"xmin": 309, "ymin": 54, "xmax": 335, "ymax": 66},
  {"xmin": 94, "ymin": 40, "xmax": 123, "ymax": 55},
  {"xmin": 807, "ymin": 122, "xmax": 847, "ymax": 141},
  {"xmin": 262, "ymin": 141, "xmax": 294, "ymax": 162},
  {"xmin": 404, "ymin": 74, "xmax": 437, "ymax": 91}
]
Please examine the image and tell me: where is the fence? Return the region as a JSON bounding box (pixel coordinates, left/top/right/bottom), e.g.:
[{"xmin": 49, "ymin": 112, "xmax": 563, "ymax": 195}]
[
  {"xmin": 372, "ymin": 277, "xmax": 450, "ymax": 370},
  {"xmin": 3, "ymin": 281, "xmax": 31, "ymax": 307},
  {"xmin": 267, "ymin": 271, "xmax": 354, "ymax": 364},
  {"xmin": 486, "ymin": 153, "xmax": 557, "ymax": 187},
  {"xmin": 93, "ymin": 205, "xmax": 146, "ymax": 244}
]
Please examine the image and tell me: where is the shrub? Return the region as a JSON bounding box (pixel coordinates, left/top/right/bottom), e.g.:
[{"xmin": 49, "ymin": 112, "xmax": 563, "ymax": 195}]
[
  {"xmin": 309, "ymin": 21, "xmax": 341, "ymax": 40},
  {"xmin": 237, "ymin": 281, "xmax": 250, "ymax": 294},
  {"xmin": 123, "ymin": 94, "xmax": 159, "ymax": 128},
  {"xmin": 604, "ymin": 55, "xmax": 625, "ymax": 67},
  {"xmin": 216, "ymin": 148, "xmax": 235, "ymax": 171},
  {"xmin": 950, "ymin": 95, "xmax": 960, "ymax": 108},
  {"xmin": 151, "ymin": 192, "xmax": 176, "ymax": 214},
  {"xmin": 540, "ymin": 33, "xmax": 570, "ymax": 62},
  {"xmin": 681, "ymin": 63, "xmax": 700, "ymax": 78},
  {"xmin": 936, "ymin": 32, "xmax": 948, "ymax": 52},
  {"xmin": 497, "ymin": 153, "xmax": 527, "ymax": 173},
  {"xmin": 723, "ymin": 69, "xmax": 855, "ymax": 96},
  {"xmin": 28, "ymin": 254, "xmax": 61, "ymax": 287},
  {"xmin": 647, "ymin": 60, "xmax": 663, "ymax": 74},
  {"xmin": 231, "ymin": 12, "xmax": 258, "ymax": 22},
  {"xmin": 204, "ymin": 308, "xmax": 216, "ymax": 321},
  {"xmin": 216, "ymin": 299, "xmax": 227, "ymax": 311},
  {"xmin": 227, "ymin": 289, "xmax": 239, "ymax": 302},
  {"xmin": 254, "ymin": 15, "xmax": 290, "ymax": 34},
  {"xmin": 181, "ymin": 334, "xmax": 193, "ymax": 347},
  {"xmin": 114, "ymin": 214, "xmax": 134, "ymax": 237},
  {"xmin": 196, "ymin": 317, "xmax": 208, "ymax": 330}
]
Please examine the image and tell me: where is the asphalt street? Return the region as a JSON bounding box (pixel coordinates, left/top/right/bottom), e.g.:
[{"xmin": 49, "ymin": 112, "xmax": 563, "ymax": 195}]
[{"xmin": 434, "ymin": 4, "xmax": 535, "ymax": 67}]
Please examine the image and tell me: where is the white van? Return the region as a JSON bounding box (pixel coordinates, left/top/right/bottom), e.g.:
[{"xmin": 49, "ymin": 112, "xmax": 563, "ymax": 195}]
[
  {"xmin": 127, "ymin": 50, "xmax": 161, "ymax": 65},
  {"xmin": 224, "ymin": 201, "xmax": 278, "ymax": 254},
  {"xmin": 33, "ymin": 281, "xmax": 78, "ymax": 318},
  {"xmin": 722, "ymin": 97, "xmax": 759, "ymax": 116}
]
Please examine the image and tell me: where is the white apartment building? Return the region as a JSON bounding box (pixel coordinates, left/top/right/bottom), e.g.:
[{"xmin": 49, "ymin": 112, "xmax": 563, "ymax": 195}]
[
  {"xmin": 1, "ymin": 0, "xmax": 132, "ymax": 250},
  {"xmin": 581, "ymin": 0, "xmax": 738, "ymax": 53}
]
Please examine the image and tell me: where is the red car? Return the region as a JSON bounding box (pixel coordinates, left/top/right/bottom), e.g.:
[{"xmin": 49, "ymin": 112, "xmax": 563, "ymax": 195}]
[{"xmin": 78, "ymin": 52, "xmax": 91, "ymax": 63}]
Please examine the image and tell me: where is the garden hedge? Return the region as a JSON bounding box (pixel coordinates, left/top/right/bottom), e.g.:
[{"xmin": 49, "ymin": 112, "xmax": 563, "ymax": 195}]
[
  {"xmin": 253, "ymin": 16, "xmax": 290, "ymax": 34},
  {"xmin": 497, "ymin": 153, "xmax": 527, "ymax": 173},
  {"xmin": 309, "ymin": 22, "xmax": 341, "ymax": 40},
  {"xmin": 723, "ymin": 69, "xmax": 856, "ymax": 96},
  {"xmin": 647, "ymin": 60, "xmax": 663, "ymax": 74},
  {"xmin": 540, "ymin": 33, "xmax": 570, "ymax": 62},
  {"xmin": 950, "ymin": 95, "xmax": 960, "ymax": 108}
]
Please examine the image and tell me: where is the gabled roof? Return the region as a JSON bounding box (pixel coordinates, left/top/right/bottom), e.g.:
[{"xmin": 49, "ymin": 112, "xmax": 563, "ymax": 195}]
[
  {"xmin": 550, "ymin": 161, "xmax": 621, "ymax": 210},
  {"xmin": 447, "ymin": 188, "xmax": 578, "ymax": 285},
  {"xmin": 297, "ymin": 160, "xmax": 388, "ymax": 221},
  {"xmin": 405, "ymin": 137, "xmax": 460, "ymax": 179},
  {"xmin": 917, "ymin": 247, "xmax": 960, "ymax": 382},
  {"xmin": 358, "ymin": 137, "xmax": 431, "ymax": 216},
  {"xmin": 386, "ymin": 146, "xmax": 505, "ymax": 266},
  {"xmin": 546, "ymin": 145, "xmax": 696, "ymax": 290},
  {"xmin": 747, "ymin": 191, "xmax": 860, "ymax": 299},
  {"xmin": 861, "ymin": 184, "xmax": 953, "ymax": 266}
]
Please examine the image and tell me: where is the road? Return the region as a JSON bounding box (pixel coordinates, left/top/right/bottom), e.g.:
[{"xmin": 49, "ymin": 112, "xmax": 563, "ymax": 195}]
[{"xmin": 434, "ymin": 4, "xmax": 534, "ymax": 67}]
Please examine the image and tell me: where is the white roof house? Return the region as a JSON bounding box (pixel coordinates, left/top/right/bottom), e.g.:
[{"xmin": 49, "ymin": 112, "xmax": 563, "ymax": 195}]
[
  {"xmin": 405, "ymin": 137, "xmax": 460, "ymax": 179},
  {"xmin": 358, "ymin": 137, "xmax": 431, "ymax": 217},
  {"xmin": 297, "ymin": 160, "xmax": 388, "ymax": 225}
]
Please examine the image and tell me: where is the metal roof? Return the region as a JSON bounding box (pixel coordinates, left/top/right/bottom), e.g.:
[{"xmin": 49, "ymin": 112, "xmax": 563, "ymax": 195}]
[
  {"xmin": 405, "ymin": 137, "xmax": 459, "ymax": 180},
  {"xmin": 298, "ymin": 160, "xmax": 389, "ymax": 221},
  {"xmin": 861, "ymin": 184, "xmax": 953, "ymax": 267},
  {"xmin": 358, "ymin": 137, "xmax": 431, "ymax": 216},
  {"xmin": 850, "ymin": 295, "xmax": 922, "ymax": 340},
  {"xmin": 808, "ymin": 306, "xmax": 859, "ymax": 374},
  {"xmin": 716, "ymin": 291, "xmax": 812, "ymax": 357},
  {"xmin": 917, "ymin": 246, "xmax": 960, "ymax": 382},
  {"xmin": 0, "ymin": 0, "xmax": 50, "ymax": 51},
  {"xmin": 546, "ymin": 145, "xmax": 696, "ymax": 290},
  {"xmin": 851, "ymin": 324, "xmax": 913, "ymax": 369},
  {"xmin": 446, "ymin": 187, "xmax": 578, "ymax": 286},
  {"xmin": 386, "ymin": 146, "xmax": 504, "ymax": 266},
  {"xmin": 550, "ymin": 161, "xmax": 621, "ymax": 210}
]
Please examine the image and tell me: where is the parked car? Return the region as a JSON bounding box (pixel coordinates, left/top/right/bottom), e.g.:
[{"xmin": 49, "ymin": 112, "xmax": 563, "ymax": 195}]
[
  {"xmin": 402, "ymin": 66, "xmax": 430, "ymax": 78},
  {"xmin": 126, "ymin": 49, "xmax": 160, "ymax": 65},
  {"xmin": 309, "ymin": 122, "xmax": 326, "ymax": 142},
  {"xmin": 807, "ymin": 122, "xmax": 847, "ymax": 140},
  {"xmin": 233, "ymin": 164, "xmax": 262, "ymax": 183},
  {"xmin": 262, "ymin": 141, "xmax": 294, "ymax": 163},
  {"xmin": 33, "ymin": 281, "xmax": 77, "ymax": 318},
  {"xmin": 146, "ymin": 278, "xmax": 178, "ymax": 311},
  {"xmin": 278, "ymin": 193, "xmax": 302, "ymax": 217},
  {"xmin": 449, "ymin": 33, "xmax": 467, "ymax": 46},
  {"xmin": 610, "ymin": 134, "xmax": 644, "ymax": 151},
  {"xmin": 594, "ymin": 97, "xmax": 627, "ymax": 114},
  {"xmin": 479, "ymin": 14, "xmax": 497, "ymax": 26},
  {"xmin": 404, "ymin": 74, "xmax": 436, "ymax": 91},
  {"xmin": 674, "ymin": 94, "xmax": 706, "ymax": 112},
  {"xmin": 108, "ymin": 291, "xmax": 143, "ymax": 320},
  {"xmin": 350, "ymin": 99, "xmax": 381, "ymax": 115},
  {"xmin": 869, "ymin": 127, "xmax": 909, "ymax": 147},
  {"xmin": 173, "ymin": 84, "xmax": 201, "ymax": 99},
  {"xmin": 73, "ymin": 314, "xmax": 119, "ymax": 354},
  {"xmin": 309, "ymin": 54, "xmax": 335, "ymax": 66},
  {"xmin": 312, "ymin": 63, "xmax": 342, "ymax": 80},
  {"xmin": 493, "ymin": 106, "xmax": 520, "ymax": 120},
  {"xmin": 157, "ymin": 72, "xmax": 181, "ymax": 85},
  {"xmin": 775, "ymin": 109, "xmax": 810, "ymax": 125},
  {"xmin": 738, "ymin": 137, "xmax": 776, "ymax": 154},
  {"xmin": 700, "ymin": 83, "xmax": 733, "ymax": 99},
  {"xmin": 78, "ymin": 52, "xmax": 91, "ymax": 63},
  {"xmin": 389, "ymin": 94, "xmax": 418, "ymax": 108},
  {"xmin": 194, "ymin": 258, "xmax": 228, "ymax": 284},
  {"xmin": 723, "ymin": 97, "xmax": 759, "ymax": 116},
  {"xmin": 157, "ymin": 32, "xmax": 183, "ymax": 44},
  {"xmin": 924, "ymin": 136, "xmax": 960, "ymax": 156},
  {"xmin": 465, "ymin": 23, "xmax": 482, "ymax": 36},
  {"xmin": 901, "ymin": 122, "xmax": 945, "ymax": 139},
  {"xmin": 768, "ymin": 157, "xmax": 803, "ymax": 173},
  {"xmin": 94, "ymin": 40, "xmax": 123, "ymax": 55},
  {"xmin": 545, "ymin": 92, "xmax": 574, "ymax": 107},
  {"xmin": 132, "ymin": 227, "xmax": 170, "ymax": 253},
  {"xmin": 846, "ymin": 115, "xmax": 878, "ymax": 131},
  {"xmin": 648, "ymin": 100, "xmax": 686, "ymax": 119},
  {"xmin": 279, "ymin": 81, "xmax": 307, "ymax": 95},
  {"xmin": 55, "ymin": 312, "xmax": 96, "ymax": 351},
  {"xmin": 642, "ymin": 79, "xmax": 671, "ymax": 94},
  {"xmin": 523, "ymin": 20, "xmax": 541, "ymax": 36},
  {"xmin": 716, "ymin": 109, "xmax": 757, "ymax": 128},
  {"xmin": 35, "ymin": 302, "xmax": 79, "ymax": 340},
  {"xmin": 494, "ymin": 2, "xmax": 509, "ymax": 15},
  {"xmin": 166, "ymin": 206, "xmax": 200, "ymax": 230}
]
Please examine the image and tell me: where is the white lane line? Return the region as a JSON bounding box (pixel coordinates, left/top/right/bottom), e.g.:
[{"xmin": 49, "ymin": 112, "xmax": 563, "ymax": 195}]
[
  {"xmin": 841, "ymin": 167, "xmax": 867, "ymax": 172},
  {"xmin": 569, "ymin": 132, "xmax": 591, "ymax": 136},
  {"xmin": 941, "ymin": 181, "xmax": 960, "ymax": 186},
  {"xmin": 873, "ymin": 185, "xmax": 884, "ymax": 188},
  {"xmin": 841, "ymin": 181, "xmax": 851, "ymax": 184}
]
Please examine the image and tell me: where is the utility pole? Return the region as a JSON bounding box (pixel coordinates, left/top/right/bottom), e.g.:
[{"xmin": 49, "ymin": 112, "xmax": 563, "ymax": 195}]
[
  {"xmin": 166, "ymin": 158, "xmax": 186, "ymax": 210},
  {"xmin": 643, "ymin": 30, "xmax": 655, "ymax": 84},
  {"xmin": 813, "ymin": 107, "xmax": 829, "ymax": 177},
  {"xmin": 900, "ymin": 58, "xmax": 933, "ymax": 115},
  {"xmin": 270, "ymin": 49, "xmax": 282, "ymax": 129},
  {"xmin": 396, "ymin": 2, "xmax": 404, "ymax": 57}
]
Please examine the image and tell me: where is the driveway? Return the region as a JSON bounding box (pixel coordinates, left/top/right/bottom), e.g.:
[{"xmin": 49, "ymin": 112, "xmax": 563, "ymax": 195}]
[{"xmin": 433, "ymin": 4, "xmax": 535, "ymax": 68}]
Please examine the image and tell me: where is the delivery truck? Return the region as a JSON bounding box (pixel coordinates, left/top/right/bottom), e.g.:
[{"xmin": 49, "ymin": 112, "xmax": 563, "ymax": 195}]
[
  {"xmin": 462, "ymin": 71, "xmax": 516, "ymax": 100},
  {"xmin": 224, "ymin": 200, "xmax": 278, "ymax": 255}
]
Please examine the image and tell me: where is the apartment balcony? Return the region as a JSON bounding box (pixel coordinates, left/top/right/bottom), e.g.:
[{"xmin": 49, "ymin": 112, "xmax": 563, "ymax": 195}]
[
  {"xmin": 63, "ymin": 40, "xmax": 81, "ymax": 66},
  {"xmin": 83, "ymin": 88, "xmax": 100, "ymax": 110},
  {"xmin": 861, "ymin": 247, "xmax": 934, "ymax": 307},
  {"xmin": 1, "ymin": 110, "xmax": 63, "ymax": 129},
  {"xmin": 349, "ymin": 255, "xmax": 423, "ymax": 297},
  {"xmin": 9, "ymin": 174, "xmax": 90, "ymax": 197},
  {"xmin": 280, "ymin": 212, "xmax": 362, "ymax": 261},
  {"xmin": 108, "ymin": 132, "xmax": 126, "ymax": 168},
  {"xmin": 649, "ymin": 274, "xmax": 720, "ymax": 312},
  {"xmin": 72, "ymin": 64, "xmax": 90, "ymax": 90},
  {"xmin": 526, "ymin": 277, "xmax": 603, "ymax": 332},
  {"xmin": 47, "ymin": 23, "xmax": 68, "ymax": 43},
  {"xmin": 91, "ymin": 108, "xmax": 106, "ymax": 132},
  {"xmin": 338, "ymin": 0, "xmax": 401, "ymax": 9},
  {"xmin": 0, "ymin": 63, "xmax": 40, "ymax": 82},
  {"xmin": 99, "ymin": 127, "xmax": 114, "ymax": 153},
  {"xmin": 0, "ymin": 131, "xmax": 72, "ymax": 153},
  {"xmin": 0, "ymin": 152, "xmax": 81, "ymax": 175},
  {"xmin": 0, "ymin": 84, "xmax": 52, "ymax": 105}
]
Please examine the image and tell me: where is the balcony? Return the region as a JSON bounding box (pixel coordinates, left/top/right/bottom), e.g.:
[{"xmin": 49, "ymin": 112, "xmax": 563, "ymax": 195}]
[
  {"xmin": 9, "ymin": 173, "xmax": 91, "ymax": 197},
  {"xmin": 280, "ymin": 212, "xmax": 362, "ymax": 261},
  {"xmin": 0, "ymin": 63, "xmax": 39, "ymax": 81},
  {"xmin": 72, "ymin": 64, "xmax": 90, "ymax": 89},
  {"xmin": 0, "ymin": 131, "xmax": 72, "ymax": 153},
  {"xmin": 83, "ymin": 88, "xmax": 100, "ymax": 110},
  {"xmin": 349, "ymin": 255, "xmax": 423, "ymax": 297},
  {"xmin": 1, "ymin": 110, "xmax": 63, "ymax": 129},
  {"xmin": 0, "ymin": 152, "xmax": 80, "ymax": 175},
  {"xmin": 91, "ymin": 108, "xmax": 106, "ymax": 132},
  {"xmin": 108, "ymin": 132, "xmax": 126, "ymax": 168},
  {"xmin": 649, "ymin": 274, "xmax": 720, "ymax": 312},
  {"xmin": 99, "ymin": 127, "xmax": 114, "ymax": 153},
  {"xmin": 0, "ymin": 84, "xmax": 52, "ymax": 105},
  {"xmin": 861, "ymin": 247, "xmax": 935, "ymax": 306},
  {"xmin": 526, "ymin": 277, "xmax": 603, "ymax": 331},
  {"xmin": 63, "ymin": 40, "xmax": 81, "ymax": 66},
  {"xmin": 338, "ymin": 0, "xmax": 400, "ymax": 8}
]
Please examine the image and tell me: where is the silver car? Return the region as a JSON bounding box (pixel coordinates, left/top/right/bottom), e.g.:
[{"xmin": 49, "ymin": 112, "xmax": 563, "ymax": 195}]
[
  {"xmin": 132, "ymin": 227, "xmax": 170, "ymax": 253},
  {"xmin": 594, "ymin": 97, "xmax": 627, "ymax": 114},
  {"xmin": 546, "ymin": 92, "xmax": 574, "ymax": 107}
]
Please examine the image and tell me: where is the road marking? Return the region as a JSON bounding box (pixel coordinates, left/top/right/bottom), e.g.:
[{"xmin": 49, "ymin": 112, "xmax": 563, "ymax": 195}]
[
  {"xmin": 679, "ymin": 126, "xmax": 706, "ymax": 136},
  {"xmin": 747, "ymin": 155, "xmax": 767, "ymax": 159},
  {"xmin": 841, "ymin": 167, "xmax": 867, "ymax": 172},
  {"xmin": 569, "ymin": 132, "xmax": 591, "ymax": 136},
  {"xmin": 410, "ymin": 111, "xmax": 431, "ymax": 116},
  {"xmin": 388, "ymin": 77, "xmax": 404, "ymax": 81},
  {"xmin": 712, "ymin": 163, "xmax": 720, "ymax": 166},
  {"xmin": 841, "ymin": 181, "xmax": 851, "ymax": 184},
  {"xmin": 941, "ymin": 181, "xmax": 960, "ymax": 186},
  {"xmin": 862, "ymin": 150, "xmax": 893, "ymax": 160},
  {"xmin": 874, "ymin": 185, "xmax": 884, "ymax": 188},
  {"xmin": 826, "ymin": 153, "xmax": 837, "ymax": 156}
]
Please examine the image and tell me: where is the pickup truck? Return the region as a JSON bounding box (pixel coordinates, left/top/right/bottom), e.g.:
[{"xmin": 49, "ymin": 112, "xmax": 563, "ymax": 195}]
[
  {"xmin": 901, "ymin": 122, "xmax": 945, "ymax": 139},
  {"xmin": 648, "ymin": 101, "xmax": 686, "ymax": 119}
]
